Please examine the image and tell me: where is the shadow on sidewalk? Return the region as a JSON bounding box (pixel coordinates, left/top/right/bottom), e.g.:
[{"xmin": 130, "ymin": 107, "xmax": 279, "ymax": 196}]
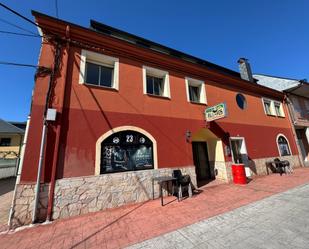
[
  {"xmin": 0, "ymin": 177, "xmax": 15, "ymax": 197},
  {"xmin": 69, "ymin": 202, "xmax": 148, "ymax": 249}
]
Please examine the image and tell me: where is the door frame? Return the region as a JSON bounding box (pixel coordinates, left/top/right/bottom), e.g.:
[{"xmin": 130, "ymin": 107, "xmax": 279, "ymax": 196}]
[
  {"xmin": 229, "ymin": 137, "xmax": 251, "ymax": 176},
  {"xmin": 229, "ymin": 137, "xmax": 247, "ymax": 164}
]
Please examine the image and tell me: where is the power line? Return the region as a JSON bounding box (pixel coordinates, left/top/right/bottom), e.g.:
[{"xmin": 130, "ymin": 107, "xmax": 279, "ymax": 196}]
[
  {"xmin": 0, "ymin": 3, "xmax": 40, "ymax": 28},
  {"xmin": 0, "ymin": 30, "xmax": 41, "ymax": 38},
  {"xmin": 0, "ymin": 2, "xmax": 58, "ymax": 39},
  {"xmin": 0, "ymin": 61, "xmax": 41, "ymax": 68},
  {"xmin": 0, "ymin": 17, "xmax": 37, "ymax": 35}
]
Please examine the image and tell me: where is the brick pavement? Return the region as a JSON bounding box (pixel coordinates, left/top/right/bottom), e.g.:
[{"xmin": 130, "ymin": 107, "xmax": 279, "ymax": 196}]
[
  {"xmin": 0, "ymin": 178, "xmax": 16, "ymax": 233},
  {"xmin": 1, "ymin": 168, "xmax": 309, "ymax": 249},
  {"xmin": 128, "ymin": 183, "xmax": 309, "ymax": 248}
]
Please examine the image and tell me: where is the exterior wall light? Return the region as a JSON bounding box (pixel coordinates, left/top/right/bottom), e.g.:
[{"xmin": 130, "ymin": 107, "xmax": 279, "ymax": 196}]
[{"xmin": 186, "ymin": 130, "xmax": 192, "ymax": 142}]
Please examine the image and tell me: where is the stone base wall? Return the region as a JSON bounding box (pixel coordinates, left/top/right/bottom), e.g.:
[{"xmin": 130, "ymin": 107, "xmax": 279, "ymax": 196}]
[
  {"xmin": 10, "ymin": 183, "xmax": 49, "ymax": 228},
  {"xmin": 249, "ymin": 155, "xmax": 300, "ymax": 176},
  {"xmin": 52, "ymin": 166, "xmax": 196, "ymax": 220},
  {"xmin": 223, "ymin": 155, "xmax": 300, "ymax": 182},
  {"xmin": 11, "ymin": 166, "xmax": 196, "ymax": 227}
]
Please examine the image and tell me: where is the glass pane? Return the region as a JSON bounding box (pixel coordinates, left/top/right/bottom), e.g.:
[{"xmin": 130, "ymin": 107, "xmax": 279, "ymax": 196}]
[
  {"xmin": 153, "ymin": 77, "xmax": 163, "ymax": 96},
  {"xmin": 236, "ymin": 94, "xmax": 246, "ymax": 109},
  {"xmin": 131, "ymin": 145, "xmax": 153, "ymax": 169},
  {"xmin": 279, "ymin": 144, "xmax": 290, "ymax": 156},
  {"xmin": 101, "ymin": 131, "xmax": 154, "ymax": 173},
  {"xmin": 0, "ymin": 138, "xmax": 11, "ymax": 146},
  {"xmin": 231, "ymin": 140, "xmax": 243, "ymax": 163},
  {"xmin": 85, "ymin": 62, "xmax": 100, "ymax": 85},
  {"xmin": 264, "ymin": 102, "xmax": 271, "ymax": 114},
  {"xmin": 189, "ymin": 86, "xmax": 199, "ymax": 102},
  {"xmin": 278, "ymin": 136, "xmax": 291, "ymax": 156},
  {"xmin": 146, "ymin": 75, "xmax": 154, "ymax": 94},
  {"xmin": 100, "ymin": 65, "xmax": 113, "ymax": 87},
  {"xmin": 275, "ymin": 105, "xmax": 281, "ymax": 116}
]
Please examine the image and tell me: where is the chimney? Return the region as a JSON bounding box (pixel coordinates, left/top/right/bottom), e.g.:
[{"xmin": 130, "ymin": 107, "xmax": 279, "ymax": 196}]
[{"xmin": 237, "ymin": 58, "xmax": 254, "ymax": 82}]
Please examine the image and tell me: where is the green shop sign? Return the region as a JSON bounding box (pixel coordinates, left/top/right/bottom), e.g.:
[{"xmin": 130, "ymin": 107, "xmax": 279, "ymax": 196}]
[{"xmin": 205, "ymin": 103, "xmax": 227, "ymax": 122}]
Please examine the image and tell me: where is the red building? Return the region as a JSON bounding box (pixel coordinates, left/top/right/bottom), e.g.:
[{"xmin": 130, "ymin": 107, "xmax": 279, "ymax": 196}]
[{"xmin": 10, "ymin": 11, "xmax": 301, "ymax": 227}]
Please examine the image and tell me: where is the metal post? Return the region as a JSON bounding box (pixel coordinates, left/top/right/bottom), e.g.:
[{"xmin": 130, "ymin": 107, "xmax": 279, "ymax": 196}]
[{"xmin": 32, "ymin": 119, "xmax": 47, "ymax": 223}]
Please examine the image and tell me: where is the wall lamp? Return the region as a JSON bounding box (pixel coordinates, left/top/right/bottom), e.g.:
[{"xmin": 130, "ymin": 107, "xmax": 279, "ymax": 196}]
[{"xmin": 186, "ymin": 130, "xmax": 192, "ymax": 143}]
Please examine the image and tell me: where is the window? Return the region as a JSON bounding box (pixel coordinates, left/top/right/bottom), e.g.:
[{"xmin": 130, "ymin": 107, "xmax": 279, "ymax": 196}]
[
  {"xmin": 142, "ymin": 66, "xmax": 170, "ymax": 98},
  {"xmin": 146, "ymin": 75, "xmax": 164, "ymax": 95},
  {"xmin": 236, "ymin": 93, "xmax": 247, "ymax": 110},
  {"xmin": 79, "ymin": 50, "xmax": 119, "ymax": 90},
  {"xmin": 262, "ymin": 98, "xmax": 285, "ymax": 117},
  {"xmin": 277, "ymin": 135, "xmax": 291, "ymax": 156},
  {"xmin": 274, "ymin": 102, "xmax": 283, "ymax": 117},
  {"xmin": 0, "ymin": 138, "xmax": 11, "ymax": 146},
  {"xmin": 101, "ymin": 130, "xmax": 154, "ymax": 173},
  {"xmin": 85, "ymin": 62, "xmax": 113, "ymax": 87},
  {"xmin": 263, "ymin": 99, "xmax": 272, "ymax": 115},
  {"xmin": 189, "ymin": 85, "xmax": 200, "ymax": 102},
  {"xmin": 185, "ymin": 77, "xmax": 206, "ymax": 104}
]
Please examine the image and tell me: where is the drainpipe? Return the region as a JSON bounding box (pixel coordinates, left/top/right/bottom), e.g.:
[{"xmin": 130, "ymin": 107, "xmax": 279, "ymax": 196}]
[
  {"xmin": 284, "ymin": 95, "xmax": 305, "ymax": 168},
  {"xmin": 16, "ymin": 115, "xmax": 31, "ymax": 184},
  {"xmin": 32, "ymin": 37, "xmax": 62, "ymax": 223},
  {"xmin": 32, "ymin": 118, "xmax": 48, "ymax": 223},
  {"xmin": 46, "ymin": 26, "xmax": 70, "ymax": 222},
  {"xmin": 14, "ymin": 134, "xmax": 23, "ymax": 178}
]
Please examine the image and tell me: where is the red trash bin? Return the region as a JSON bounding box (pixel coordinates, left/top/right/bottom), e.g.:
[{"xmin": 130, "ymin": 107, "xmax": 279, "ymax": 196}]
[{"xmin": 232, "ymin": 164, "xmax": 247, "ymax": 184}]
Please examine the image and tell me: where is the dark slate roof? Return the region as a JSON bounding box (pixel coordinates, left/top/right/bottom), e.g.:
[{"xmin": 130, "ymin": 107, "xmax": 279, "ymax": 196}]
[
  {"xmin": 90, "ymin": 20, "xmax": 241, "ymax": 78},
  {"xmin": 31, "ymin": 10, "xmax": 241, "ymax": 79},
  {"xmin": 0, "ymin": 119, "xmax": 25, "ymax": 134},
  {"xmin": 9, "ymin": 121, "xmax": 26, "ymax": 131}
]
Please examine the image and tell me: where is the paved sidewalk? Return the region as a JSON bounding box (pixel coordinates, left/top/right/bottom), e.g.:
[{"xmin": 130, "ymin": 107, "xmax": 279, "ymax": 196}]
[
  {"xmin": 127, "ymin": 183, "xmax": 309, "ymax": 249},
  {"xmin": 0, "ymin": 168, "xmax": 309, "ymax": 249},
  {"xmin": 0, "ymin": 177, "xmax": 16, "ymax": 232}
]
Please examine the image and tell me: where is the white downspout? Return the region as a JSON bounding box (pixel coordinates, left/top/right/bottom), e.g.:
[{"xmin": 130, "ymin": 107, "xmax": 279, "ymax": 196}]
[
  {"xmin": 16, "ymin": 115, "xmax": 31, "ymax": 184},
  {"xmin": 32, "ymin": 119, "xmax": 47, "ymax": 223}
]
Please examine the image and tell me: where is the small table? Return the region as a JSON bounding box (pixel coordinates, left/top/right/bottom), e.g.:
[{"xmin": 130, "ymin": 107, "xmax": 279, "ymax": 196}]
[
  {"xmin": 267, "ymin": 160, "xmax": 290, "ymax": 175},
  {"xmin": 152, "ymin": 176, "xmax": 177, "ymax": 206}
]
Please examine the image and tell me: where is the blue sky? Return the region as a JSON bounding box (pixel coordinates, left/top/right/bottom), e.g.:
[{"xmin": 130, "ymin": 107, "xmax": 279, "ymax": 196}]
[{"xmin": 0, "ymin": 0, "xmax": 308, "ymax": 121}]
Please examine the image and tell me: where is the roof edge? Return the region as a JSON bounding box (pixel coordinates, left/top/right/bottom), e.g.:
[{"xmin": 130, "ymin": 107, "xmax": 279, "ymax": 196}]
[{"xmin": 31, "ymin": 10, "xmax": 285, "ymax": 99}]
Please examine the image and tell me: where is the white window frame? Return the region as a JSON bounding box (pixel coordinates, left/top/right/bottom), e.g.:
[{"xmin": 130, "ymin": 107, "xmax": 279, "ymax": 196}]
[
  {"xmin": 185, "ymin": 77, "xmax": 207, "ymax": 104},
  {"xmin": 79, "ymin": 49, "xmax": 119, "ymax": 90},
  {"xmin": 273, "ymin": 101, "xmax": 285, "ymax": 117},
  {"xmin": 142, "ymin": 65, "xmax": 170, "ymax": 98},
  {"xmin": 276, "ymin": 134, "xmax": 292, "ymax": 157},
  {"xmin": 262, "ymin": 98, "xmax": 274, "ymax": 116},
  {"xmin": 229, "ymin": 137, "xmax": 247, "ymax": 164},
  {"xmin": 262, "ymin": 98, "xmax": 285, "ymax": 117}
]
